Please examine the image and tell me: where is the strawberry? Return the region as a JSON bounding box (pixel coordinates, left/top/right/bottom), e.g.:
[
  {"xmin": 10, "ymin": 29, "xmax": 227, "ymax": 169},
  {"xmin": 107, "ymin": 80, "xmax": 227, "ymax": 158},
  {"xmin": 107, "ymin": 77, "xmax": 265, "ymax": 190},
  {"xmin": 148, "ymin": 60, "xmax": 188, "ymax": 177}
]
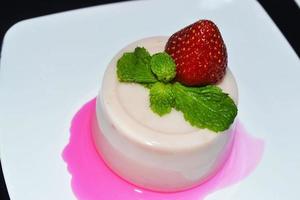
[{"xmin": 165, "ymin": 20, "xmax": 227, "ymax": 86}]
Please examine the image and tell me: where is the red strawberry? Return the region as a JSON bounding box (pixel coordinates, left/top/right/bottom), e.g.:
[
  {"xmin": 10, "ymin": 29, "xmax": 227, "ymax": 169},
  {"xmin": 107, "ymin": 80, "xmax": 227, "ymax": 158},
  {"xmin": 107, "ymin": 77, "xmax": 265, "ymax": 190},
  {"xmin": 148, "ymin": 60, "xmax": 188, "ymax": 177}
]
[{"xmin": 165, "ymin": 20, "xmax": 227, "ymax": 86}]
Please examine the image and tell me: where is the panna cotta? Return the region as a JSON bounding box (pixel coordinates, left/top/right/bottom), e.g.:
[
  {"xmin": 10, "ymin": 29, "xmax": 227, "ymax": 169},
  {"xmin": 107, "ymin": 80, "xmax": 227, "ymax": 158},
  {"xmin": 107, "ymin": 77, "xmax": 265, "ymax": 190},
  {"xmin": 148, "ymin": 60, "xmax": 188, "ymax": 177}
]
[{"xmin": 93, "ymin": 36, "xmax": 238, "ymax": 192}]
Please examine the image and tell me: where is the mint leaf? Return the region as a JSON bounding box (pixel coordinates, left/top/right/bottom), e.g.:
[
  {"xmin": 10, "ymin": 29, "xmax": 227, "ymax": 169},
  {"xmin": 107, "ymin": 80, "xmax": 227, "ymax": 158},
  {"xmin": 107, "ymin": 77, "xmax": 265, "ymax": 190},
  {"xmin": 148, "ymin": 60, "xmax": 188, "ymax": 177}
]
[
  {"xmin": 150, "ymin": 82, "xmax": 174, "ymax": 116},
  {"xmin": 117, "ymin": 47, "xmax": 157, "ymax": 83},
  {"xmin": 173, "ymin": 83, "xmax": 237, "ymax": 132},
  {"xmin": 150, "ymin": 52, "xmax": 176, "ymax": 83},
  {"xmin": 134, "ymin": 47, "xmax": 151, "ymax": 64},
  {"xmin": 141, "ymin": 83, "xmax": 155, "ymax": 89}
]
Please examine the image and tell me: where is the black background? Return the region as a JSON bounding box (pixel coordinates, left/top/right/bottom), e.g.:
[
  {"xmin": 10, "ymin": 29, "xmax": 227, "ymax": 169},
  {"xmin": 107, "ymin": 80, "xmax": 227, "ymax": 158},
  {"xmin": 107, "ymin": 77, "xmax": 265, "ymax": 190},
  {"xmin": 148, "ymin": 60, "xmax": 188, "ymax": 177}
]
[{"xmin": 0, "ymin": 0, "xmax": 299, "ymax": 199}]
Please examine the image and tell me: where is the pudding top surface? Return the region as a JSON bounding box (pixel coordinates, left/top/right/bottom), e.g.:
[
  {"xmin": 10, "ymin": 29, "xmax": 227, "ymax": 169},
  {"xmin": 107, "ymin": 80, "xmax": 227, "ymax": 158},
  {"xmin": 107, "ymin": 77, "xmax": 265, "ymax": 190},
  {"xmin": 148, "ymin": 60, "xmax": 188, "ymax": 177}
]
[{"xmin": 98, "ymin": 36, "xmax": 238, "ymax": 150}]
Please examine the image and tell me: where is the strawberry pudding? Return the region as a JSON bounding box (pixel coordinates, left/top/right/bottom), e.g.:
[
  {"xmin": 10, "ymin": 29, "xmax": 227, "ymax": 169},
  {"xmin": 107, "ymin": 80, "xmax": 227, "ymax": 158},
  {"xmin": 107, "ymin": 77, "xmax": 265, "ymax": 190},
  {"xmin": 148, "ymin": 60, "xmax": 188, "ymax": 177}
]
[{"xmin": 93, "ymin": 20, "xmax": 238, "ymax": 192}]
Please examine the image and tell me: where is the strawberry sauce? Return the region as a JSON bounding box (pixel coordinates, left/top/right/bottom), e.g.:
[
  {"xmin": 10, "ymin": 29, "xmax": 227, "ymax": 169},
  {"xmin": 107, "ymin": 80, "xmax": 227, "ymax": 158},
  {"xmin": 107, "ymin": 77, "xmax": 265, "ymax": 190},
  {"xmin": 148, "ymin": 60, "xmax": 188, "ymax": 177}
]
[{"xmin": 63, "ymin": 98, "xmax": 264, "ymax": 200}]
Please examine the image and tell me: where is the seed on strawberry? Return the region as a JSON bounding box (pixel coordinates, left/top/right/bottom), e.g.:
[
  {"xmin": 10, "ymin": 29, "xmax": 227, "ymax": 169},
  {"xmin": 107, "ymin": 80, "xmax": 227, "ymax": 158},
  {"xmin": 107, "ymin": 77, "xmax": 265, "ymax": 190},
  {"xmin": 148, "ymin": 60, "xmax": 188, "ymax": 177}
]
[{"xmin": 165, "ymin": 20, "xmax": 227, "ymax": 86}]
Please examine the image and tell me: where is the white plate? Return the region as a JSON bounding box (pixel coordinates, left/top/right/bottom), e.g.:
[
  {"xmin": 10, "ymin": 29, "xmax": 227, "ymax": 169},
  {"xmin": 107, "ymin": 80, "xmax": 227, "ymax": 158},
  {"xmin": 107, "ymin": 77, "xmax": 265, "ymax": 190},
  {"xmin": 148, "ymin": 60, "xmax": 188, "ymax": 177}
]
[{"xmin": 0, "ymin": 0, "xmax": 299, "ymax": 199}]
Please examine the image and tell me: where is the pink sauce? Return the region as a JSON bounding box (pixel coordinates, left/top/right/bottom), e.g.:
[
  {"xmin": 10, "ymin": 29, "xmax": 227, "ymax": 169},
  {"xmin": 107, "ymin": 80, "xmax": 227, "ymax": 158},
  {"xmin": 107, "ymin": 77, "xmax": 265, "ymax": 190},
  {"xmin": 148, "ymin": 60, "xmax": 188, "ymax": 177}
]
[{"xmin": 63, "ymin": 98, "xmax": 264, "ymax": 200}]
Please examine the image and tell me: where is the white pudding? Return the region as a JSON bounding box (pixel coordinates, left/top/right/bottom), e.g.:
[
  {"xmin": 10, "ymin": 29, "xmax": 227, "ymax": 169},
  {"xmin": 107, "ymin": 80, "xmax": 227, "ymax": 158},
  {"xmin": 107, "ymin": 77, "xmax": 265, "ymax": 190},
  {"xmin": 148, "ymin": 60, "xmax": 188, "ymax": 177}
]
[{"xmin": 93, "ymin": 36, "xmax": 238, "ymax": 192}]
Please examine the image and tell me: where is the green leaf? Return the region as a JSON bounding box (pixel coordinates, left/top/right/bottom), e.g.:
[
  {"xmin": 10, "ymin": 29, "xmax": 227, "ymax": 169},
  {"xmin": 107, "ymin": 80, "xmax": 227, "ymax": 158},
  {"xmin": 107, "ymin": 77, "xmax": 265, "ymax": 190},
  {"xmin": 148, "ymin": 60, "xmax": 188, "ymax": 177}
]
[
  {"xmin": 117, "ymin": 47, "xmax": 157, "ymax": 83},
  {"xmin": 141, "ymin": 83, "xmax": 155, "ymax": 89},
  {"xmin": 172, "ymin": 83, "xmax": 238, "ymax": 132},
  {"xmin": 150, "ymin": 82, "xmax": 174, "ymax": 116},
  {"xmin": 150, "ymin": 52, "xmax": 176, "ymax": 83}
]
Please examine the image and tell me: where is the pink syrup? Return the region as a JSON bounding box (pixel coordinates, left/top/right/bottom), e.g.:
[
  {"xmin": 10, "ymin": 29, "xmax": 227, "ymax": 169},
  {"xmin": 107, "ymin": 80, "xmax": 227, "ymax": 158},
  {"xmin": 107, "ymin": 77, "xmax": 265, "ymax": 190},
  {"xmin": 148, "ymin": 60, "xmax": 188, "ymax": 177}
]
[{"xmin": 63, "ymin": 98, "xmax": 264, "ymax": 200}]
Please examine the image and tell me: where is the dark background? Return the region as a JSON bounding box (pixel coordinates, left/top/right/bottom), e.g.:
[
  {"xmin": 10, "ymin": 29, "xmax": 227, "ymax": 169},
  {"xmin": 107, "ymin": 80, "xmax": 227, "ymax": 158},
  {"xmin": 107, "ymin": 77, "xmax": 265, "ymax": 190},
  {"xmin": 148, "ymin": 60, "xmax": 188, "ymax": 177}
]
[{"xmin": 0, "ymin": 0, "xmax": 299, "ymax": 199}]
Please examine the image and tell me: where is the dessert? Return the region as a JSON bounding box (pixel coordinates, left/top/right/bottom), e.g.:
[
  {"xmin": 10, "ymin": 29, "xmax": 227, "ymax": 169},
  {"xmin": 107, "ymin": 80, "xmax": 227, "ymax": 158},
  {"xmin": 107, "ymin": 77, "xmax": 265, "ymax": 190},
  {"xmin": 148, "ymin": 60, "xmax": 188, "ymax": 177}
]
[{"xmin": 93, "ymin": 20, "xmax": 238, "ymax": 192}]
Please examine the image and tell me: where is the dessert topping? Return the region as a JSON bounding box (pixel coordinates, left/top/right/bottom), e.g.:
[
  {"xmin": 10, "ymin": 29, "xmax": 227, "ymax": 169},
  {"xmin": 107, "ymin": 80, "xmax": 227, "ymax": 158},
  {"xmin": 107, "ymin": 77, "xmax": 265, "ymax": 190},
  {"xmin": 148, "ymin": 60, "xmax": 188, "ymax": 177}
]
[
  {"xmin": 172, "ymin": 83, "xmax": 236, "ymax": 132},
  {"xmin": 150, "ymin": 53, "xmax": 176, "ymax": 83},
  {"xmin": 116, "ymin": 20, "xmax": 237, "ymax": 132},
  {"xmin": 117, "ymin": 47, "xmax": 157, "ymax": 83},
  {"xmin": 117, "ymin": 47, "xmax": 237, "ymax": 132},
  {"xmin": 150, "ymin": 82, "xmax": 174, "ymax": 116},
  {"xmin": 165, "ymin": 20, "xmax": 227, "ymax": 86}
]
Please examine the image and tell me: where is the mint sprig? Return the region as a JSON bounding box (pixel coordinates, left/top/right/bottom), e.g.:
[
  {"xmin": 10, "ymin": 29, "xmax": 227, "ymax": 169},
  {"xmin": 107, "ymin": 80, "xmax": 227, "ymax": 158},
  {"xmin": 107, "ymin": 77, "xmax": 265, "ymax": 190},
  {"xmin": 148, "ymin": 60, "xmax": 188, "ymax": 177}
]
[
  {"xmin": 173, "ymin": 83, "xmax": 237, "ymax": 132},
  {"xmin": 116, "ymin": 46, "xmax": 237, "ymax": 132},
  {"xmin": 150, "ymin": 82, "xmax": 174, "ymax": 116},
  {"xmin": 117, "ymin": 47, "xmax": 157, "ymax": 83},
  {"xmin": 150, "ymin": 52, "xmax": 176, "ymax": 83}
]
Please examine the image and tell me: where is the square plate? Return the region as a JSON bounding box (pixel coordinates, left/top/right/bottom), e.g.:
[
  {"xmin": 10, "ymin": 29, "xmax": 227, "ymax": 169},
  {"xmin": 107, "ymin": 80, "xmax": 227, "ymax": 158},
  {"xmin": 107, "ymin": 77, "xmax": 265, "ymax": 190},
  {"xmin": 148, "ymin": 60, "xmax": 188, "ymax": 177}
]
[{"xmin": 1, "ymin": 0, "xmax": 299, "ymax": 199}]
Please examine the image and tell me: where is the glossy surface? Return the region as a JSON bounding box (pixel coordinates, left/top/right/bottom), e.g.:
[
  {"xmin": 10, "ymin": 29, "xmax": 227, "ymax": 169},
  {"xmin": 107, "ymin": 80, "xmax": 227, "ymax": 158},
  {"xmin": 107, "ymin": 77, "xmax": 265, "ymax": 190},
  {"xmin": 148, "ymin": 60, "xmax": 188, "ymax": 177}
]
[
  {"xmin": 63, "ymin": 98, "xmax": 264, "ymax": 200},
  {"xmin": 96, "ymin": 36, "xmax": 238, "ymax": 191},
  {"xmin": 0, "ymin": 0, "xmax": 299, "ymax": 199}
]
